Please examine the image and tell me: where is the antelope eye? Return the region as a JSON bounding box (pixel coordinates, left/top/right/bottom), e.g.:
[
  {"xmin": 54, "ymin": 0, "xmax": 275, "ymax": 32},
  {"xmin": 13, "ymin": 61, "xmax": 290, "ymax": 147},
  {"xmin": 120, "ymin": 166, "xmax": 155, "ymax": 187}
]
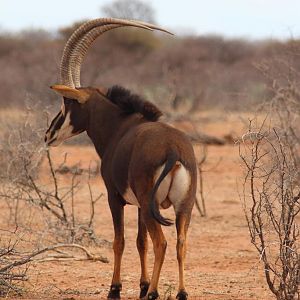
[{"xmin": 64, "ymin": 98, "xmax": 74, "ymax": 105}]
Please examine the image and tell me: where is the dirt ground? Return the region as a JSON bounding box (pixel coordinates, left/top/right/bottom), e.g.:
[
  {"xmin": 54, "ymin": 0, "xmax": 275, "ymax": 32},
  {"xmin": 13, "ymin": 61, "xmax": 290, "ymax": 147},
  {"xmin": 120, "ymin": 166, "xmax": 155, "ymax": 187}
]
[{"xmin": 3, "ymin": 111, "xmax": 275, "ymax": 300}]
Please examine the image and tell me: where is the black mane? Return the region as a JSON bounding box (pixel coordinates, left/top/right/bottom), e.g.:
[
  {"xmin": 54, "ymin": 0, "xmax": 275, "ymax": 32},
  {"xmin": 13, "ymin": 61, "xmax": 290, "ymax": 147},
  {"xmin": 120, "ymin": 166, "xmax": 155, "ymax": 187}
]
[{"xmin": 106, "ymin": 85, "xmax": 162, "ymax": 122}]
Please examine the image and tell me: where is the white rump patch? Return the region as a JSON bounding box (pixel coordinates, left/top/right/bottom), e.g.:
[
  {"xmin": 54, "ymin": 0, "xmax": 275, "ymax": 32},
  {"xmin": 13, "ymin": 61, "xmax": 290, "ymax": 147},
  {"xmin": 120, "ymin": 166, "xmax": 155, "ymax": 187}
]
[
  {"xmin": 154, "ymin": 162, "xmax": 191, "ymax": 212},
  {"xmin": 168, "ymin": 163, "xmax": 191, "ymax": 211},
  {"xmin": 123, "ymin": 186, "xmax": 140, "ymax": 207},
  {"xmin": 154, "ymin": 165, "xmax": 172, "ymax": 206},
  {"xmin": 122, "ymin": 162, "xmax": 191, "ymax": 211}
]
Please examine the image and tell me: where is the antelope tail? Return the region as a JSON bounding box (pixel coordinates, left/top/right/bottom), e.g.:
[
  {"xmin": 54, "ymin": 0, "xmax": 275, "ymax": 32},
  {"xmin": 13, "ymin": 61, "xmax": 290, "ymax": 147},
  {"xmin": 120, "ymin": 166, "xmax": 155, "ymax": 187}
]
[{"xmin": 149, "ymin": 151, "xmax": 178, "ymax": 226}]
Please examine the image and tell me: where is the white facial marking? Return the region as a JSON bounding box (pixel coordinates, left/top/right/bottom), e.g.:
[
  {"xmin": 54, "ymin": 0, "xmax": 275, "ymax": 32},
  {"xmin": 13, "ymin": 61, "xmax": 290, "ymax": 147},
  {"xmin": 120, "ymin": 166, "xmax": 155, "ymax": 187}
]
[
  {"xmin": 61, "ymin": 102, "xmax": 66, "ymax": 116},
  {"xmin": 49, "ymin": 112, "xmax": 75, "ymax": 146},
  {"xmin": 123, "ymin": 186, "xmax": 140, "ymax": 207}
]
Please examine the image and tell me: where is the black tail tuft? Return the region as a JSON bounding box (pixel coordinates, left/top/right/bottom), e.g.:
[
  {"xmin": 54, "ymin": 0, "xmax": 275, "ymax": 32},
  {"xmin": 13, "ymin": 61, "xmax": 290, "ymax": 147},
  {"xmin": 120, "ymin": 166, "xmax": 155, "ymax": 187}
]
[{"xmin": 149, "ymin": 151, "xmax": 178, "ymax": 226}]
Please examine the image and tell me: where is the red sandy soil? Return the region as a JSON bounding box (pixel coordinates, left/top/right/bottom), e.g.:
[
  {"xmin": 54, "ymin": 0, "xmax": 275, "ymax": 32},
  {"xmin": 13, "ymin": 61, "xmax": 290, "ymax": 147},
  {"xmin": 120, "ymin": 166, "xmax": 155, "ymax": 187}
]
[{"xmin": 4, "ymin": 112, "xmax": 274, "ymax": 300}]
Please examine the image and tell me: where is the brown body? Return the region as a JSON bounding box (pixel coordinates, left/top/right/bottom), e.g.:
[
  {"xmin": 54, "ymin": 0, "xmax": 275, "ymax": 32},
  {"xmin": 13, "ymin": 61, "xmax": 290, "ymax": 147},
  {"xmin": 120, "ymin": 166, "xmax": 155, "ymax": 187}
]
[
  {"xmin": 88, "ymin": 87, "xmax": 196, "ymax": 299},
  {"xmin": 44, "ymin": 18, "xmax": 197, "ymax": 300}
]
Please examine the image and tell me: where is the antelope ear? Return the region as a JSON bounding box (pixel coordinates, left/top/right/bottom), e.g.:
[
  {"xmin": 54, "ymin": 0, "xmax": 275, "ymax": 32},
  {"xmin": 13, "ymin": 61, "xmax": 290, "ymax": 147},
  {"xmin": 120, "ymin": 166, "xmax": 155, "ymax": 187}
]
[
  {"xmin": 50, "ymin": 85, "xmax": 90, "ymax": 103},
  {"xmin": 97, "ymin": 86, "xmax": 108, "ymax": 96}
]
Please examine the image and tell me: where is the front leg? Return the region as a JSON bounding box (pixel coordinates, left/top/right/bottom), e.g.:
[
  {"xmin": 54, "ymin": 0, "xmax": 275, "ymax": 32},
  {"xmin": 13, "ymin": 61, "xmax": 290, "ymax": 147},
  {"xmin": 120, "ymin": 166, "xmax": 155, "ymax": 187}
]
[{"xmin": 107, "ymin": 193, "xmax": 125, "ymax": 299}]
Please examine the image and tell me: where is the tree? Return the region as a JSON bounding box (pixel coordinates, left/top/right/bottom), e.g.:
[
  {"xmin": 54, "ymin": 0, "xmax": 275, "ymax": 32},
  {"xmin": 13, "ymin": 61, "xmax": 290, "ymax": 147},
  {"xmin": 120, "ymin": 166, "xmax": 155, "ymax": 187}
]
[{"xmin": 101, "ymin": 0, "xmax": 156, "ymax": 23}]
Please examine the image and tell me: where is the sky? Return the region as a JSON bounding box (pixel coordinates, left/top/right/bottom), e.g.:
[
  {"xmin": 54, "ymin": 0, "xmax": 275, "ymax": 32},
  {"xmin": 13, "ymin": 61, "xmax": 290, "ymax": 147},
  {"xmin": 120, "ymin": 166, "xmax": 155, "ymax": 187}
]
[{"xmin": 1, "ymin": 0, "xmax": 300, "ymax": 39}]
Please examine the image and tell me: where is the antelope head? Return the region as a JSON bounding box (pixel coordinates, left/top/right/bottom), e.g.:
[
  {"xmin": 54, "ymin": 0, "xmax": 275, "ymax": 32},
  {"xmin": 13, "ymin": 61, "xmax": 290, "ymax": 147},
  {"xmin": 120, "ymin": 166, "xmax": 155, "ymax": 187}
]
[{"xmin": 45, "ymin": 18, "xmax": 171, "ymax": 147}]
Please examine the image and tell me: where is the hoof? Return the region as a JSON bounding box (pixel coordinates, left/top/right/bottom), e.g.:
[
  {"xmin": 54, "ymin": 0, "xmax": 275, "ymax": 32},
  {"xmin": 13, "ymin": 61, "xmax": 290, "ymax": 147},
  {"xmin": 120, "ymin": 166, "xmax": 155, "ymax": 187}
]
[
  {"xmin": 176, "ymin": 290, "xmax": 188, "ymax": 300},
  {"xmin": 139, "ymin": 281, "xmax": 149, "ymax": 298},
  {"xmin": 147, "ymin": 290, "xmax": 159, "ymax": 300},
  {"xmin": 107, "ymin": 283, "xmax": 122, "ymax": 299}
]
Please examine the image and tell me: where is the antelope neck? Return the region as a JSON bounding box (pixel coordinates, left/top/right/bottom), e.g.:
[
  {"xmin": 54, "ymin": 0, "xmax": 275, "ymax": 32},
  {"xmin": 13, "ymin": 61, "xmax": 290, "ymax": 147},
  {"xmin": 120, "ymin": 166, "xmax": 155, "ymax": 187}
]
[{"xmin": 86, "ymin": 96, "xmax": 124, "ymax": 158}]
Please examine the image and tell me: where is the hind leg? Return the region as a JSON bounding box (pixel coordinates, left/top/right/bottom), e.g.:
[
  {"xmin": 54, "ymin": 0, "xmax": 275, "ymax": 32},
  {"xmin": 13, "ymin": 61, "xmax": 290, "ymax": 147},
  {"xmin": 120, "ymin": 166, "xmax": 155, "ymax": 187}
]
[
  {"xmin": 137, "ymin": 208, "xmax": 150, "ymax": 298},
  {"xmin": 141, "ymin": 208, "xmax": 167, "ymax": 300},
  {"xmin": 175, "ymin": 212, "xmax": 191, "ymax": 300}
]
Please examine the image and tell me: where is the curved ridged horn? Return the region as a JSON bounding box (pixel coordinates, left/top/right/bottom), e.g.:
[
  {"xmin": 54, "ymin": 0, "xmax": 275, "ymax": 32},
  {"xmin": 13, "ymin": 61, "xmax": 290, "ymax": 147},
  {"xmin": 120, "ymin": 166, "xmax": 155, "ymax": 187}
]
[
  {"xmin": 71, "ymin": 24, "xmax": 130, "ymax": 88},
  {"xmin": 68, "ymin": 19, "xmax": 173, "ymax": 87},
  {"xmin": 60, "ymin": 18, "xmax": 155, "ymax": 88}
]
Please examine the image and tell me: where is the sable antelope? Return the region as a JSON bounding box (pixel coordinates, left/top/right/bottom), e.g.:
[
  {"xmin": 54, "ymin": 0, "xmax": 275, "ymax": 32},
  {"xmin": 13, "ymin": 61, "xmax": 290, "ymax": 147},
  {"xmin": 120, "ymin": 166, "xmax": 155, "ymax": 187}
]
[{"xmin": 45, "ymin": 18, "xmax": 197, "ymax": 300}]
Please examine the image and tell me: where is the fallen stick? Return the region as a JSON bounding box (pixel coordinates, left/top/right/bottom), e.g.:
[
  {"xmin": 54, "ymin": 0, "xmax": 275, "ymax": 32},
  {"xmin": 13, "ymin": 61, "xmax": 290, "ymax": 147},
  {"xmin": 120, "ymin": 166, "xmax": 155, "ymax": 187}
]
[{"xmin": 0, "ymin": 243, "xmax": 109, "ymax": 273}]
